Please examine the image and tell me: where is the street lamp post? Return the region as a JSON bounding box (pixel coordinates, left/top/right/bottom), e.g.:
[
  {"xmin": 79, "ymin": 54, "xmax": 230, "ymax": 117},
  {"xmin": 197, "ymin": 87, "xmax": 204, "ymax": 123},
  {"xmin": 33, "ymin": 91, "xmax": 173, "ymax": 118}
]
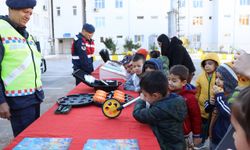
[{"xmin": 176, "ymin": 0, "xmax": 180, "ymax": 37}]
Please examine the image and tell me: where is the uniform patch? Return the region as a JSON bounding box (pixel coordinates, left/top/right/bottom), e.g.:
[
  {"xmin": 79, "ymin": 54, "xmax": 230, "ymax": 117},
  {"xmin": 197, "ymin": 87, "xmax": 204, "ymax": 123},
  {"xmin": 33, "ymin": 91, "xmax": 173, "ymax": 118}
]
[{"xmin": 81, "ymin": 44, "xmax": 86, "ymax": 51}]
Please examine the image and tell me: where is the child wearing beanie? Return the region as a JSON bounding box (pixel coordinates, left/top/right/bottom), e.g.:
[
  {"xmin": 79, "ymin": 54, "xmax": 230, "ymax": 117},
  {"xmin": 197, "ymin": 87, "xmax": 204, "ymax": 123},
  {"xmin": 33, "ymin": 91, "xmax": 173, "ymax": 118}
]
[
  {"xmin": 136, "ymin": 48, "xmax": 148, "ymax": 60},
  {"xmin": 204, "ymin": 63, "xmax": 238, "ymax": 149},
  {"xmin": 120, "ymin": 55, "xmax": 133, "ymax": 79},
  {"xmin": 142, "ymin": 58, "xmax": 163, "ymax": 73}
]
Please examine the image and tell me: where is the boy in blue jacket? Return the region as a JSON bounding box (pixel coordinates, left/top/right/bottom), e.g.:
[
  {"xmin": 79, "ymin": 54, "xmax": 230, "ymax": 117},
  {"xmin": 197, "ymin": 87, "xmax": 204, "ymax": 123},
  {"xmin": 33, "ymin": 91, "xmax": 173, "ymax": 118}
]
[
  {"xmin": 204, "ymin": 63, "xmax": 238, "ymax": 149},
  {"xmin": 133, "ymin": 71, "xmax": 187, "ymax": 150}
]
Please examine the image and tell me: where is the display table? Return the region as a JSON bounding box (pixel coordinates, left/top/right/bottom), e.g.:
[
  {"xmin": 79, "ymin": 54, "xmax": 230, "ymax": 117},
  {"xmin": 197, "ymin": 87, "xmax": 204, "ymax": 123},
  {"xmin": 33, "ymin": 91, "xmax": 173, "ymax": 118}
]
[{"xmin": 4, "ymin": 68, "xmax": 160, "ymax": 150}]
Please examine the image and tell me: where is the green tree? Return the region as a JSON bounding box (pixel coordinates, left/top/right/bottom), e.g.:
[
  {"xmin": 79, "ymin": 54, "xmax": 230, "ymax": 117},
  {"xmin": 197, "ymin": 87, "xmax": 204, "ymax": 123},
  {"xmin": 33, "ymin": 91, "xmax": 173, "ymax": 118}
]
[
  {"xmin": 102, "ymin": 38, "xmax": 117, "ymax": 54},
  {"xmin": 123, "ymin": 38, "xmax": 141, "ymax": 51},
  {"xmin": 149, "ymin": 42, "xmax": 158, "ymax": 51}
]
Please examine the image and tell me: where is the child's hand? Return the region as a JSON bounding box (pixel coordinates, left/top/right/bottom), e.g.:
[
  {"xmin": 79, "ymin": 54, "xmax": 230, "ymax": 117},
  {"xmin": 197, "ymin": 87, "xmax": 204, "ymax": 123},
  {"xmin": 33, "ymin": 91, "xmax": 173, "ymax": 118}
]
[
  {"xmin": 193, "ymin": 137, "xmax": 202, "ymax": 147},
  {"xmin": 140, "ymin": 93, "xmax": 145, "ymax": 101},
  {"xmin": 209, "ymin": 96, "xmax": 215, "ymax": 105},
  {"xmin": 213, "ymin": 85, "xmax": 224, "ymax": 94}
]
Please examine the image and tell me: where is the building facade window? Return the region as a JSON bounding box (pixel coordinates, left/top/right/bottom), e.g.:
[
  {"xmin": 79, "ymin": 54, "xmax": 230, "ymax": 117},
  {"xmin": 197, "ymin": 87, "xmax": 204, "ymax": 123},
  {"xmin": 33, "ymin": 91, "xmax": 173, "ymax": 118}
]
[
  {"xmin": 224, "ymin": 14, "xmax": 231, "ymax": 18},
  {"xmin": 151, "ymin": 16, "xmax": 158, "ymax": 19},
  {"xmin": 73, "ymin": 6, "xmax": 77, "ymax": 16},
  {"xmin": 116, "ymin": 16, "xmax": 123, "ymax": 20},
  {"xmin": 115, "ymin": 0, "xmax": 123, "ymax": 8},
  {"xmin": 134, "ymin": 35, "xmax": 144, "ymax": 43},
  {"xmin": 193, "ymin": 16, "xmax": 203, "ymax": 25},
  {"xmin": 95, "ymin": 17, "xmax": 105, "ymax": 28},
  {"xmin": 43, "ymin": 4, "xmax": 48, "ymax": 11},
  {"xmin": 193, "ymin": 0, "xmax": 203, "ymax": 8},
  {"xmin": 192, "ymin": 34, "xmax": 201, "ymax": 49},
  {"xmin": 179, "ymin": 16, "xmax": 186, "ymax": 20},
  {"xmin": 95, "ymin": 0, "xmax": 105, "ymax": 9},
  {"xmin": 240, "ymin": 0, "xmax": 250, "ymax": 5},
  {"xmin": 56, "ymin": 7, "xmax": 61, "ymax": 16},
  {"xmin": 239, "ymin": 15, "xmax": 249, "ymax": 25},
  {"xmin": 180, "ymin": 0, "xmax": 185, "ymax": 7},
  {"xmin": 137, "ymin": 16, "xmax": 144, "ymax": 19}
]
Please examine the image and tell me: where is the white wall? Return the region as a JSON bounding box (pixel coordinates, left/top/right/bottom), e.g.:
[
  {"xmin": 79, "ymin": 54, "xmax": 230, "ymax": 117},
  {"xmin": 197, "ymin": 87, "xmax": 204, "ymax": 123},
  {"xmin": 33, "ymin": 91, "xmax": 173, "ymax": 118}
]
[
  {"xmin": 86, "ymin": 0, "xmax": 169, "ymax": 53},
  {"xmin": 53, "ymin": 0, "xmax": 83, "ymax": 39},
  {"xmin": 52, "ymin": 0, "xmax": 83, "ymax": 54},
  {"xmin": 0, "ymin": 2, "xmax": 8, "ymax": 15}
]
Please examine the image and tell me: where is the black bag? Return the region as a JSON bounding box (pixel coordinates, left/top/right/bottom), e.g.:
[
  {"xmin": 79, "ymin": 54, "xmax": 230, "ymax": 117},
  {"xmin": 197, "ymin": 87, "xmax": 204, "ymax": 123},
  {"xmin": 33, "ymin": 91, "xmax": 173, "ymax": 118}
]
[{"xmin": 99, "ymin": 49, "xmax": 110, "ymax": 62}]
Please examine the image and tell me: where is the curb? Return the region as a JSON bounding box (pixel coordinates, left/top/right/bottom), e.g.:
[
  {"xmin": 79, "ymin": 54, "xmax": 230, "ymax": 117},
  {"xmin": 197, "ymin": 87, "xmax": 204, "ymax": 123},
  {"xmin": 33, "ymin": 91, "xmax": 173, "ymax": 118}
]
[{"xmin": 44, "ymin": 53, "xmax": 234, "ymax": 62}]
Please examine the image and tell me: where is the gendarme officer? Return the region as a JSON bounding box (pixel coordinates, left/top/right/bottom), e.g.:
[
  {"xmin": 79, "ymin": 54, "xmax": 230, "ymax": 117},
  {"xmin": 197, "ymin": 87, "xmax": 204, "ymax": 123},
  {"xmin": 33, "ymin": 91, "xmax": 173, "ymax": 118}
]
[
  {"xmin": 0, "ymin": 0, "xmax": 44, "ymax": 137},
  {"xmin": 71, "ymin": 23, "xmax": 95, "ymax": 85}
]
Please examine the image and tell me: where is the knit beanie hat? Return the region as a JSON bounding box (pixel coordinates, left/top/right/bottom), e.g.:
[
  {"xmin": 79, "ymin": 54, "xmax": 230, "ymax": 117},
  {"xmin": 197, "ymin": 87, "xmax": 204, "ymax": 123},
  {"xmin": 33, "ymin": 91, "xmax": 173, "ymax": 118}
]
[
  {"xmin": 120, "ymin": 55, "xmax": 132, "ymax": 65},
  {"xmin": 216, "ymin": 63, "xmax": 238, "ymax": 94},
  {"xmin": 136, "ymin": 48, "xmax": 148, "ymax": 59},
  {"xmin": 6, "ymin": 0, "xmax": 36, "ymax": 9}
]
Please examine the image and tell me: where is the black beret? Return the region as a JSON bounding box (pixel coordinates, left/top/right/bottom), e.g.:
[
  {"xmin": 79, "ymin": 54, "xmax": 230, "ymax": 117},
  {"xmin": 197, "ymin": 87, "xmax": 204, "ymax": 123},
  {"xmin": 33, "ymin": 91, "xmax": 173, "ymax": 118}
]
[{"xmin": 6, "ymin": 0, "xmax": 37, "ymax": 9}]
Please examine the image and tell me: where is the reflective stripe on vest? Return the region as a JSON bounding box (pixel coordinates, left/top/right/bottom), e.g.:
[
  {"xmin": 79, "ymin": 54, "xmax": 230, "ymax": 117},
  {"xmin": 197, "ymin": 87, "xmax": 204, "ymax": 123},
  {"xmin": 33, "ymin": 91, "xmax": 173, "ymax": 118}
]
[
  {"xmin": 0, "ymin": 19, "xmax": 42, "ymax": 97},
  {"xmin": 5, "ymin": 86, "xmax": 42, "ymax": 97},
  {"xmin": 72, "ymin": 56, "xmax": 80, "ymax": 59},
  {"xmin": 3, "ymin": 53, "xmax": 32, "ymax": 86}
]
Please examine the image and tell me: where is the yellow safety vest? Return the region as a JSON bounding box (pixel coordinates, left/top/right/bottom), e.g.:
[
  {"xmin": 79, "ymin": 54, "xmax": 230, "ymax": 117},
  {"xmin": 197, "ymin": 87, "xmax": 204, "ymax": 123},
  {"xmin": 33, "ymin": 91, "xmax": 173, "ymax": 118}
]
[{"xmin": 0, "ymin": 19, "xmax": 42, "ymax": 97}]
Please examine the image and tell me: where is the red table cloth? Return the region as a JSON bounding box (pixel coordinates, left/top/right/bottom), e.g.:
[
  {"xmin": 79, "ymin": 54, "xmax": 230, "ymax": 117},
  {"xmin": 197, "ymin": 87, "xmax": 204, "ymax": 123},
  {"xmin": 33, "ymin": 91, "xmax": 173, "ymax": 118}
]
[{"xmin": 4, "ymin": 68, "xmax": 160, "ymax": 150}]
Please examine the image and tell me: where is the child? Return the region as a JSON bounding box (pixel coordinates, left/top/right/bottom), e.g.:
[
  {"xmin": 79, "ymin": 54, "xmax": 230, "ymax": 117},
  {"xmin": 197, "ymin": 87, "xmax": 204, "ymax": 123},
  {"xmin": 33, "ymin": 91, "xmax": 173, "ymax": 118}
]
[
  {"xmin": 142, "ymin": 58, "xmax": 164, "ymax": 108},
  {"xmin": 158, "ymin": 55, "xmax": 169, "ymax": 76},
  {"xmin": 120, "ymin": 55, "xmax": 133, "ymax": 79},
  {"xmin": 231, "ymin": 86, "xmax": 250, "ymax": 150},
  {"xmin": 124, "ymin": 53, "xmax": 145, "ymax": 92},
  {"xmin": 149, "ymin": 50, "xmax": 160, "ymax": 58},
  {"xmin": 204, "ymin": 63, "xmax": 238, "ymax": 149},
  {"xmin": 168, "ymin": 65, "xmax": 202, "ymax": 149},
  {"xmin": 195, "ymin": 53, "xmax": 220, "ymax": 146},
  {"xmin": 136, "ymin": 48, "xmax": 148, "ymax": 60},
  {"xmin": 133, "ymin": 71, "xmax": 187, "ymax": 150},
  {"xmin": 142, "ymin": 58, "xmax": 163, "ymax": 72}
]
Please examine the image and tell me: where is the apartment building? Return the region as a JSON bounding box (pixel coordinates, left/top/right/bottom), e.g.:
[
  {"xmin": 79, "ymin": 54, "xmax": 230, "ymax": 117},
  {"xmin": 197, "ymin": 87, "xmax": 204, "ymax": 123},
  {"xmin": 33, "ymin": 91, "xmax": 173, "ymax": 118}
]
[
  {"xmin": 169, "ymin": 0, "xmax": 250, "ymax": 53},
  {"xmin": 53, "ymin": 0, "xmax": 169, "ymax": 54}
]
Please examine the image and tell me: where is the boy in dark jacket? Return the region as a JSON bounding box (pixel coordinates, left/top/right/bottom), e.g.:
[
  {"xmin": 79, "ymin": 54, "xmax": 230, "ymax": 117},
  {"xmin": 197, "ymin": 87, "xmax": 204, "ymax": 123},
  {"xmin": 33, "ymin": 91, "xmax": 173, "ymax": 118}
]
[
  {"xmin": 204, "ymin": 63, "xmax": 238, "ymax": 149},
  {"xmin": 133, "ymin": 71, "xmax": 187, "ymax": 150},
  {"xmin": 168, "ymin": 65, "xmax": 202, "ymax": 149}
]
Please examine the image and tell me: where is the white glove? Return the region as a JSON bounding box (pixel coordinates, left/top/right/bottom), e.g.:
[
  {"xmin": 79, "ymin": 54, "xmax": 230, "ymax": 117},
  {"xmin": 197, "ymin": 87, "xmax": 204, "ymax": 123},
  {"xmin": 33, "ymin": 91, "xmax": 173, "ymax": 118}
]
[{"xmin": 84, "ymin": 75, "xmax": 95, "ymax": 83}]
